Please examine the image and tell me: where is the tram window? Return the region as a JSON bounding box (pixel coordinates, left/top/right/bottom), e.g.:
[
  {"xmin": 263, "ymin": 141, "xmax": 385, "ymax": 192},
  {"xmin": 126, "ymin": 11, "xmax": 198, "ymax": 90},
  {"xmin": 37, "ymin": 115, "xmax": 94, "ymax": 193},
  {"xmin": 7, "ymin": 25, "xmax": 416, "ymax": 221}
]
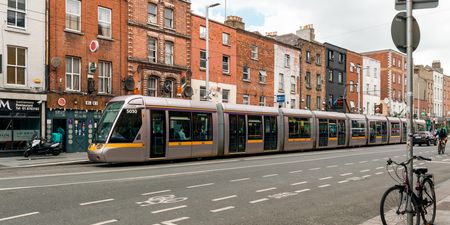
[
  {"xmin": 381, "ymin": 122, "xmax": 387, "ymax": 135},
  {"xmin": 416, "ymin": 124, "xmax": 426, "ymax": 132},
  {"xmin": 95, "ymin": 101, "xmax": 124, "ymax": 143},
  {"xmin": 288, "ymin": 117, "xmax": 311, "ymax": 138},
  {"xmin": 376, "ymin": 122, "xmax": 382, "ymax": 136},
  {"xmin": 248, "ymin": 115, "xmax": 263, "ymax": 140},
  {"xmin": 192, "ymin": 113, "xmax": 213, "ymax": 141},
  {"xmin": 329, "ymin": 120, "xmax": 337, "ymax": 138},
  {"xmin": 391, "ymin": 123, "xmax": 401, "ymax": 136},
  {"xmin": 351, "ymin": 120, "xmax": 365, "ymax": 137},
  {"xmin": 169, "ymin": 111, "xmax": 192, "ymax": 141},
  {"xmin": 109, "ymin": 108, "xmax": 142, "ymax": 143}
]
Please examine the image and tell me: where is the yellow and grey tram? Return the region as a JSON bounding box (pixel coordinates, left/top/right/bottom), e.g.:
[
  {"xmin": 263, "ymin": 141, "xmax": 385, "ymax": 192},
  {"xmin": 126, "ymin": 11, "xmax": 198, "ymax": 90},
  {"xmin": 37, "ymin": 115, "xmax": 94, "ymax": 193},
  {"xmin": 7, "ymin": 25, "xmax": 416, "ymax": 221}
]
[{"xmin": 88, "ymin": 95, "xmax": 419, "ymax": 163}]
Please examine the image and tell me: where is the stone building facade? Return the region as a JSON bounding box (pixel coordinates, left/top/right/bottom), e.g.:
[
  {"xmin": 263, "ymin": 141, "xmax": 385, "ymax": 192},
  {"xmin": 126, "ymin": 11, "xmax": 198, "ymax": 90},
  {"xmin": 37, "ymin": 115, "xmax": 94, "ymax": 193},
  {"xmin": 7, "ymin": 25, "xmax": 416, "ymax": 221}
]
[{"xmin": 414, "ymin": 65, "xmax": 434, "ymax": 119}]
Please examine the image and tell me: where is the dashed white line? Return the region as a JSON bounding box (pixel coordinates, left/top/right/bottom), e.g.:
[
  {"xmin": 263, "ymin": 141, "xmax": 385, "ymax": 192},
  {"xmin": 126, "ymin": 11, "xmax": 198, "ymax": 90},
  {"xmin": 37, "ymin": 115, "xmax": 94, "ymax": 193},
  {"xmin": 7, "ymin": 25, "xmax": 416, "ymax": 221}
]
[
  {"xmin": 210, "ymin": 206, "xmax": 235, "ymax": 213},
  {"xmin": 338, "ymin": 180, "xmax": 349, "ymax": 184},
  {"xmin": 345, "ymin": 163, "xmax": 354, "ymax": 166},
  {"xmin": 309, "ymin": 167, "xmax": 321, "ymax": 171},
  {"xmin": 360, "ymin": 169, "xmax": 371, "ymax": 173},
  {"xmin": 212, "ymin": 195, "xmax": 237, "ymax": 202},
  {"xmin": 362, "ymin": 175, "xmax": 371, "ymax": 179},
  {"xmin": 91, "ymin": 219, "xmax": 118, "ymax": 225},
  {"xmin": 186, "ymin": 183, "xmax": 214, "ymax": 189},
  {"xmin": 230, "ymin": 178, "xmax": 250, "ymax": 182},
  {"xmin": 153, "ymin": 217, "xmax": 190, "ymax": 225},
  {"xmin": 319, "ymin": 176, "xmax": 333, "ymax": 181},
  {"xmin": 359, "ymin": 161, "xmax": 368, "ymax": 164},
  {"xmin": 0, "ymin": 212, "xmax": 40, "ymax": 222},
  {"xmin": 443, "ymin": 159, "xmax": 450, "ymax": 162},
  {"xmin": 142, "ymin": 190, "xmax": 171, "ymax": 196},
  {"xmin": 256, "ymin": 187, "xmax": 277, "ymax": 193},
  {"xmin": 295, "ymin": 189, "xmax": 310, "ymax": 193},
  {"xmin": 289, "ymin": 170, "xmax": 303, "ymax": 174},
  {"xmin": 250, "ymin": 198, "xmax": 269, "ymax": 204},
  {"xmin": 418, "ymin": 163, "xmax": 425, "ymax": 166},
  {"xmin": 151, "ymin": 205, "xmax": 187, "ymax": 214},
  {"xmin": 262, "ymin": 174, "xmax": 279, "ymax": 178},
  {"xmin": 80, "ymin": 198, "xmax": 114, "ymax": 206},
  {"xmin": 375, "ymin": 172, "xmax": 384, "ymax": 175},
  {"xmin": 376, "ymin": 167, "xmax": 384, "ymax": 170},
  {"xmin": 340, "ymin": 173, "xmax": 353, "ymax": 176},
  {"xmin": 290, "ymin": 181, "xmax": 308, "ymax": 186},
  {"xmin": 372, "ymin": 159, "xmax": 380, "ymax": 162},
  {"xmin": 394, "ymin": 156, "xmax": 400, "ymax": 158},
  {"xmin": 318, "ymin": 184, "xmax": 331, "ymax": 188},
  {"xmin": 326, "ymin": 165, "xmax": 338, "ymax": 168}
]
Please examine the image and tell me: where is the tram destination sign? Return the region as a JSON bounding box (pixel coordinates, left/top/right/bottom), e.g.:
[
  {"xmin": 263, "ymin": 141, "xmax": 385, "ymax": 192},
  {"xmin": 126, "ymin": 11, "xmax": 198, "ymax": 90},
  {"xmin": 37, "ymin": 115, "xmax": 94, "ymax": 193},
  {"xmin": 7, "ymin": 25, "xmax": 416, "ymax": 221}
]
[{"xmin": 395, "ymin": 0, "xmax": 438, "ymax": 11}]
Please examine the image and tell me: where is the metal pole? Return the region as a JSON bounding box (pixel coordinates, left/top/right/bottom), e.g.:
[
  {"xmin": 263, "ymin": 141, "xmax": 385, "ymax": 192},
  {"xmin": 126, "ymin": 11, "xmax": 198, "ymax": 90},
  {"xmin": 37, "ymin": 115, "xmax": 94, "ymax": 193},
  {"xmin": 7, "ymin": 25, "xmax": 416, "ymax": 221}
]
[
  {"xmin": 357, "ymin": 66, "xmax": 361, "ymax": 113},
  {"xmin": 417, "ymin": 77, "xmax": 420, "ymax": 119},
  {"xmin": 406, "ymin": 0, "xmax": 414, "ymax": 224},
  {"xmin": 205, "ymin": 6, "xmax": 210, "ymax": 101}
]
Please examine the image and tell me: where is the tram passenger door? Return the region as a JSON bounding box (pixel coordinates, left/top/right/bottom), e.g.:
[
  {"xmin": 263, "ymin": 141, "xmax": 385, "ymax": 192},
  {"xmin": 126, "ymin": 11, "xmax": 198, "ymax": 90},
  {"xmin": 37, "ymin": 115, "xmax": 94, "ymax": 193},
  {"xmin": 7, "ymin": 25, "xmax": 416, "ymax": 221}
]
[
  {"xmin": 337, "ymin": 120, "xmax": 346, "ymax": 146},
  {"xmin": 264, "ymin": 116, "xmax": 277, "ymax": 151},
  {"xmin": 381, "ymin": 122, "xmax": 388, "ymax": 143},
  {"xmin": 369, "ymin": 122, "xmax": 376, "ymax": 143},
  {"xmin": 318, "ymin": 119, "xmax": 328, "ymax": 147},
  {"xmin": 229, "ymin": 115, "xmax": 246, "ymax": 153},
  {"xmin": 150, "ymin": 110, "xmax": 166, "ymax": 158}
]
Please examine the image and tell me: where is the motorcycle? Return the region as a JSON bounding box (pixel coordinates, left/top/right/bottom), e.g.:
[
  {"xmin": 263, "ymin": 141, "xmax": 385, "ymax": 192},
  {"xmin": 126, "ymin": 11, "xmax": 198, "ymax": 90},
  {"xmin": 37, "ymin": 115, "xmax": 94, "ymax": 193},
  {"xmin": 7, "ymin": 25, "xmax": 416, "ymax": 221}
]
[{"xmin": 24, "ymin": 136, "xmax": 61, "ymax": 158}]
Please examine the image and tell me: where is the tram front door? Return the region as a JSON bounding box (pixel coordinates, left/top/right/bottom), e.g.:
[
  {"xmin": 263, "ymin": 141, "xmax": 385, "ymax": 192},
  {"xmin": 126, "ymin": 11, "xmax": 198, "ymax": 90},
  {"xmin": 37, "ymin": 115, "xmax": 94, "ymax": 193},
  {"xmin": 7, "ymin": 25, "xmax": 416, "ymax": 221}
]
[
  {"xmin": 150, "ymin": 110, "xmax": 166, "ymax": 158},
  {"xmin": 229, "ymin": 115, "xmax": 246, "ymax": 153},
  {"xmin": 338, "ymin": 120, "xmax": 346, "ymax": 146},
  {"xmin": 264, "ymin": 116, "xmax": 277, "ymax": 151}
]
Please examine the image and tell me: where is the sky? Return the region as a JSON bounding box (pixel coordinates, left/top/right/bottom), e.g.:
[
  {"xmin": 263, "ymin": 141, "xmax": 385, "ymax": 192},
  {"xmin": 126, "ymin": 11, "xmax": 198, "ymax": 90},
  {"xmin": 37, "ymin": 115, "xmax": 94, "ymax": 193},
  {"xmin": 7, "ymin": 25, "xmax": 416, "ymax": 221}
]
[{"xmin": 191, "ymin": 0, "xmax": 450, "ymax": 73}]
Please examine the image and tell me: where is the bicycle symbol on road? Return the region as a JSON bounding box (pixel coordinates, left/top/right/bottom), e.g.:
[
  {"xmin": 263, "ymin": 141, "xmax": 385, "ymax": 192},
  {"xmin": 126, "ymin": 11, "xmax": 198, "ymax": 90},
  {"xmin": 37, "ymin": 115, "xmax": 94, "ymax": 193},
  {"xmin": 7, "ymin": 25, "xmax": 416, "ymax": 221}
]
[
  {"xmin": 268, "ymin": 192, "xmax": 298, "ymax": 199},
  {"xmin": 136, "ymin": 195, "xmax": 188, "ymax": 207}
]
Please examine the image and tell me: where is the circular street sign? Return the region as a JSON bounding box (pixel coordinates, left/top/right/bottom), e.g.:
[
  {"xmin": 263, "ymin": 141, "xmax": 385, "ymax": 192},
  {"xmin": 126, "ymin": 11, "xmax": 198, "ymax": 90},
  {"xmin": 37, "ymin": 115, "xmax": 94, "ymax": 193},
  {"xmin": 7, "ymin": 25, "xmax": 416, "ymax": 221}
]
[
  {"xmin": 57, "ymin": 98, "xmax": 66, "ymax": 107},
  {"xmin": 89, "ymin": 40, "xmax": 100, "ymax": 52},
  {"xmin": 391, "ymin": 12, "xmax": 420, "ymax": 54}
]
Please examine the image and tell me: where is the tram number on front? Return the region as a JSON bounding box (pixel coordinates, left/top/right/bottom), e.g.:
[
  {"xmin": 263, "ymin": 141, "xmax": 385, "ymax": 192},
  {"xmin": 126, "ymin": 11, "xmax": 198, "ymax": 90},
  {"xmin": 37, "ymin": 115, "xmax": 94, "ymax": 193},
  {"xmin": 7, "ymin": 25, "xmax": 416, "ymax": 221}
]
[{"xmin": 126, "ymin": 109, "xmax": 138, "ymax": 114}]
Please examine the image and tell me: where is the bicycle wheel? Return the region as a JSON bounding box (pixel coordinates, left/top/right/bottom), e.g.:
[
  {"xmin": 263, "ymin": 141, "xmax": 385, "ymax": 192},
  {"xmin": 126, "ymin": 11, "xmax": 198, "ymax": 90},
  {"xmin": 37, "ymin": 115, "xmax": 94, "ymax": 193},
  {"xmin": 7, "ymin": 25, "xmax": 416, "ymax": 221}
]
[
  {"xmin": 420, "ymin": 178, "xmax": 436, "ymax": 224},
  {"xmin": 380, "ymin": 185, "xmax": 419, "ymax": 225}
]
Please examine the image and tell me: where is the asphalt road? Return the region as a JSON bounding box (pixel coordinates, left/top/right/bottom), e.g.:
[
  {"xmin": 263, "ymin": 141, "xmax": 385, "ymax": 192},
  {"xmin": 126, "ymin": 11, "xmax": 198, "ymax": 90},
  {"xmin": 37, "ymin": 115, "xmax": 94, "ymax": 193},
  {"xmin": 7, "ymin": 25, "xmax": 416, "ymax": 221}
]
[{"xmin": 1, "ymin": 145, "xmax": 450, "ymax": 225}]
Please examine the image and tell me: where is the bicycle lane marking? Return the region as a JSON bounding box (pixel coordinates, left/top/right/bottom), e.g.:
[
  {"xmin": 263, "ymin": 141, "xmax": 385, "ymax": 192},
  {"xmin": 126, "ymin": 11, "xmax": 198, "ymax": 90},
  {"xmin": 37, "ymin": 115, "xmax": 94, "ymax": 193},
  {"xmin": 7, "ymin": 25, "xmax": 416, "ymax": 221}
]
[{"xmin": 136, "ymin": 195, "xmax": 188, "ymax": 207}]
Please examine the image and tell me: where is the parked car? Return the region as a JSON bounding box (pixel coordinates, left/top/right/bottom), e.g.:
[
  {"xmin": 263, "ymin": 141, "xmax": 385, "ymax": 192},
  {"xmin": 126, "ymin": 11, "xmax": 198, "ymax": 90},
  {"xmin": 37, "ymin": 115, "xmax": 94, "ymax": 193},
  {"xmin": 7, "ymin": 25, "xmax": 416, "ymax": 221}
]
[{"xmin": 413, "ymin": 131, "xmax": 437, "ymax": 146}]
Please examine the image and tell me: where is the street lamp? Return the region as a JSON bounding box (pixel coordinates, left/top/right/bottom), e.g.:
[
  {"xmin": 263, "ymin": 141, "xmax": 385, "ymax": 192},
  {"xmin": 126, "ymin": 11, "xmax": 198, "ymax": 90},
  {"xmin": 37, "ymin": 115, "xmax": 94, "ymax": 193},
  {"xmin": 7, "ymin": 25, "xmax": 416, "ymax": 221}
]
[{"xmin": 205, "ymin": 3, "xmax": 220, "ymax": 101}]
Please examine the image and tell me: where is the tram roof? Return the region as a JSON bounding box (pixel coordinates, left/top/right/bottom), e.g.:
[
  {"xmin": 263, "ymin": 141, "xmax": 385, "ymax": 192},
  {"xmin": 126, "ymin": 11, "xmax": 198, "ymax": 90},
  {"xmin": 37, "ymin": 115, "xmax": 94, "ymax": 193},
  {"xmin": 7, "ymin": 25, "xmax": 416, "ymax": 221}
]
[
  {"xmin": 220, "ymin": 103, "xmax": 279, "ymax": 115},
  {"xmin": 387, "ymin": 117, "xmax": 401, "ymax": 122},
  {"xmin": 345, "ymin": 113, "xmax": 367, "ymax": 120},
  {"xmin": 366, "ymin": 115, "xmax": 388, "ymax": 121},
  {"xmin": 312, "ymin": 111, "xmax": 347, "ymax": 119},
  {"xmin": 279, "ymin": 108, "xmax": 313, "ymax": 117},
  {"xmin": 111, "ymin": 95, "xmax": 218, "ymax": 111}
]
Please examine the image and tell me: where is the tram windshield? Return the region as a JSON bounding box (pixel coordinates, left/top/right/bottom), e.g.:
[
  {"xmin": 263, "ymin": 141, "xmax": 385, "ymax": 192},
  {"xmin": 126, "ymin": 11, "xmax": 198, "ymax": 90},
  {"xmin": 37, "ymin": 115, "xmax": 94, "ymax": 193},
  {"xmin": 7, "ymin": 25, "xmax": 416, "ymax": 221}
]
[{"xmin": 94, "ymin": 101, "xmax": 124, "ymax": 143}]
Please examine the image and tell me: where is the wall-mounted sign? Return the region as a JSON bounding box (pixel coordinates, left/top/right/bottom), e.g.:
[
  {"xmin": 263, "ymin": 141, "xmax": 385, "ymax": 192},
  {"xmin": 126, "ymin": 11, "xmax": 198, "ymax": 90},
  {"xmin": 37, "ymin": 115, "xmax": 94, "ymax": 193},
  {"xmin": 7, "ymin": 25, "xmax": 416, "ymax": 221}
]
[
  {"xmin": 85, "ymin": 101, "xmax": 99, "ymax": 106},
  {"xmin": 88, "ymin": 62, "xmax": 97, "ymax": 74},
  {"xmin": 57, "ymin": 98, "xmax": 66, "ymax": 107},
  {"xmin": 89, "ymin": 40, "xmax": 100, "ymax": 52},
  {"xmin": 0, "ymin": 99, "xmax": 40, "ymax": 112}
]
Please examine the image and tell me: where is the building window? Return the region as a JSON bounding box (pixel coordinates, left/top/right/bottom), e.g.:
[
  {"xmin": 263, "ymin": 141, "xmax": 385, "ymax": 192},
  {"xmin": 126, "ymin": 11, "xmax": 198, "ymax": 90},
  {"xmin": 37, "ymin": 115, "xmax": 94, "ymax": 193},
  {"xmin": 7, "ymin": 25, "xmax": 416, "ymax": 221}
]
[
  {"xmin": 279, "ymin": 73, "xmax": 284, "ymax": 91},
  {"xmin": 316, "ymin": 96, "xmax": 321, "ymax": 110},
  {"xmin": 398, "ymin": 74, "xmax": 401, "ymax": 84},
  {"xmin": 284, "ymin": 54, "xmax": 291, "ymax": 68},
  {"xmin": 393, "ymin": 73, "xmax": 396, "ymax": 83},
  {"xmin": 305, "ymin": 72, "xmax": 311, "ymax": 89},
  {"xmin": 222, "ymin": 89, "xmax": 230, "ymax": 103},
  {"xmin": 306, "ymin": 51, "xmax": 311, "ymax": 63},
  {"xmin": 350, "ymin": 63, "xmax": 354, "ymax": 73},
  {"xmin": 393, "ymin": 58, "xmax": 396, "ymax": 66},
  {"xmin": 66, "ymin": 0, "xmax": 81, "ymax": 31},
  {"xmin": 222, "ymin": 55, "xmax": 230, "ymax": 74},
  {"xmin": 65, "ymin": 56, "xmax": 81, "ymax": 91},
  {"xmin": 148, "ymin": 3, "xmax": 157, "ymax": 24},
  {"xmin": 98, "ymin": 7, "xmax": 112, "ymax": 38},
  {"xmin": 200, "ymin": 26, "xmax": 206, "ymax": 39},
  {"xmin": 317, "ymin": 74, "xmax": 322, "ymax": 89},
  {"xmin": 374, "ymin": 68, "xmax": 377, "ymax": 78},
  {"xmin": 243, "ymin": 66, "xmax": 250, "ymax": 81},
  {"xmin": 6, "ymin": 46, "xmax": 26, "ymax": 85},
  {"xmin": 350, "ymin": 81, "xmax": 354, "ymax": 92},
  {"xmin": 366, "ymin": 83, "xmax": 370, "ymax": 94},
  {"xmin": 222, "ymin": 33, "xmax": 230, "ymax": 45},
  {"xmin": 165, "ymin": 41, "xmax": 174, "ymax": 65},
  {"xmin": 316, "ymin": 54, "xmax": 321, "ymax": 65},
  {"xmin": 259, "ymin": 70, "xmax": 266, "ymax": 83},
  {"xmin": 243, "ymin": 94, "xmax": 249, "ymax": 105},
  {"xmin": 329, "ymin": 95, "xmax": 333, "ymax": 105},
  {"xmin": 328, "ymin": 50, "xmax": 334, "ymax": 61},
  {"xmin": 200, "ymin": 50, "xmax": 206, "ymax": 69},
  {"xmin": 164, "ymin": 8, "xmax": 173, "ymax": 28},
  {"xmin": 338, "ymin": 53, "xmax": 344, "ymax": 63},
  {"xmin": 338, "ymin": 72, "xmax": 343, "ymax": 84},
  {"xmin": 306, "ymin": 95, "xmax": 311, "ymax": 109},
  {"xmin": 165, "ymin": 79, "xmax": 174, "ymax": 98},
  {"xmin": 291, "ymin": 99, "xmax": 296, "ymax": 109},
  {"xmin": 200, "ymin": 86, "xmax": 207, "ymax": 101},
  {"xmin": 7, "ymin": 0, "xmax": 26, "ymax": 28},
  {"xmin": 374, "ymin": 85, "xmax": 377, "ymax": 96},
  {"xmin": 259, "ymin": 96, "xmax": 266, "ymax": 106},
  {"xmin": 291, "ymin": 76, "xmax": 296, "ymax": 93},
  {"xmin": 251, "ymin": 45, "xmax": 258, "ymax": 60},
  {"xmin": 148, "ymin": 37, "xmax": 157, "ymax": 63},
  {"xmin": 328, "ymin": 70, "xmax": 333, "ymax": 82},
  {"xmin": 98, "ymin": 61, "xmax": 112, "ymax": 94},
  {"xmin": 148, "ymin": 77, "xmax": 158, "ymax": 97}
]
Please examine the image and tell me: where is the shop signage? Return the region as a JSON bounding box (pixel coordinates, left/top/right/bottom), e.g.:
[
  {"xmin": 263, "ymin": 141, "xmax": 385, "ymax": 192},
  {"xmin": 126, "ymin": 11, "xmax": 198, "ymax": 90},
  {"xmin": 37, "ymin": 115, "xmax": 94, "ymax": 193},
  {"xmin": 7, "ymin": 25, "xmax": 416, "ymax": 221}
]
[
  {"xmin": 85, "ymin": 101, "xmax": 99, "ymax": 106},
  {"xmin": 57, "ymin": 98, "xmax": 66, "ymax": 107},
  {"xmin": 0, "ymin": 99, "xmax": 40, "ymax": 112},
  {"xmin": 89, "ymin": 40, "xmax": 100, "ymax": 52}
]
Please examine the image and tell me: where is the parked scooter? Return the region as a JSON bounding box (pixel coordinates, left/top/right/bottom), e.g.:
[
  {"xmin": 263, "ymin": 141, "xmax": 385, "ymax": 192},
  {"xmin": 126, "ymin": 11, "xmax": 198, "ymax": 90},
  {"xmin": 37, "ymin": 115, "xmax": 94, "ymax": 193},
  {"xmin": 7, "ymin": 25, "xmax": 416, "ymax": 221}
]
[{"xmin": 24, "ymin": 135, "xmax": 61, "ymax": 158}]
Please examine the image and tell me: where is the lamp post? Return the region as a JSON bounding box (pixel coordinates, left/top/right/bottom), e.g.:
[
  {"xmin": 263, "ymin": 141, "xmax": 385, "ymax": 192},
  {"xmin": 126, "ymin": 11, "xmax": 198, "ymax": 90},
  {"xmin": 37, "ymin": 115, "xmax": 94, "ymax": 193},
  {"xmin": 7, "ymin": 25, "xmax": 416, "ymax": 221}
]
[{"xmin": 205, "ymin": 3, "xmax": 220, "ymax": 101}]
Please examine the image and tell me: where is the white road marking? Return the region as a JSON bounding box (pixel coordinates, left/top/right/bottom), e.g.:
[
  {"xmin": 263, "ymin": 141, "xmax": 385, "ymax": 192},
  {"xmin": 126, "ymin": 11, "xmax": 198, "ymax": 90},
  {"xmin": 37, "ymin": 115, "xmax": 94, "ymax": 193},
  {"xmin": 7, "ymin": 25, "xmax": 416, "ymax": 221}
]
[
  {"xmin": 443, "ymin": 159, "xmax": 450, "ymax": 162},
  {"xmin": 250, "ymin": 198, "xmax": 269, "ymax": 204},
  {"xmin": 326, "ymin": 165, "xmax": 338, "ymax": 168},
  {"xmin": 319, "ymin": 177, "xmax": 333, "ymax": 181},
  {"xmin": 80, "ymin": 198, "xmax": 114, "ymax": 206},
  {"xmin": 153, "ymin": 217, "xmax": 190, "ymax": 225},
  {"xmin": 294, "ymin": 189, "xmax": 310, "ymax": 193},
  {"xmin": 290, "ymin": 181, "xmax": 308, "ymax": 186},
  {"xmin": 0, "ymin": 212, "xmax": 39, "ymax": 222},
  {"xmin": 359, "ymin": 161, "xmax": 368, "ymax": 164},
  {"xmin": 262, "ymin": 174, "xmax": 279, "ymax": 178},
  {"xmin": 142, "ymin": 190, "xmax": 171, "ymax": 196},
  {"xmin": 289, "ymin": 170, "xmax": 303, "ymax": 174},
  {"xmin": 345, "ymin": 163, "xmax": 354, "ymax": 166},
  {"xmin": 372, "ymin": 159, "xmax": 380, "ymax": 162},
  {"xmin": 318, "ymin": 184, "xmax": 331, "ymax": 188},
  {"xmin": 338, "ymin": 180, "xmax": 349, "ymax": 184},
  {"xmin": 431, "ymin": 161, "xmax": 450, "ymax": 165},
  {"xmin": 91, "ymin": 220, "xmax": 118, "ymax": 225},
  {"xmin": 212, "ymin": 195, "xmax": 237, "ymax": 202},
  {"xmin": 151, "ymin": 205, "xmax": 187, "ymax": 214},
  {"xmin": 230, "ymin": 178, "xmax": 250, "ymax": 182},
  {"xmin": 360, "ymin": 169, "xmax": 371, "ymax": 173},
  {"xmin": 256, "ymin": 187, "xmax": 277, "ymax": 193},
  {"xmin": 186, "ymin": 183, "xmax": 214, "ymax": 189},
  {"xmin": 376, "ymin": 167, "xmax": 384, "ymax": 170},
  {"xmin": 394, "ymin": 156, "xmax": 400, "ymax": 158},
  {"xmin": 309, "ymin": 167, "xmax": 321, "ymax": 171},
  {"xmin": 375, "ymin": 172, "xmax": 384, "ymax": 175},
  {"xmin": 340, "ymin": 173, "xmax": 353, "ymax": 176},
  {"xmin": 210, "ymin": 206, "xmax": 235, "ymax": 213},
  {"xmin": 418, "ymin": 163, "xmax": 425, "ymax": 166},
  {"xmin": 362, "ymin": 175, "xmax": 371, "ymax": 179}
]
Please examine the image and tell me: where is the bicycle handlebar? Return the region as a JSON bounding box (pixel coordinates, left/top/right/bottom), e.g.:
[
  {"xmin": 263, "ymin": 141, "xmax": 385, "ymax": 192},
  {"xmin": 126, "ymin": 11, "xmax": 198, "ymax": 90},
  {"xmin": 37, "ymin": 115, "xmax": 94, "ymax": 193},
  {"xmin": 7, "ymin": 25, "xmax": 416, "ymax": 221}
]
[{"xmin": 387, "ymin": 155, "xmax": 432, "ymax": 166}]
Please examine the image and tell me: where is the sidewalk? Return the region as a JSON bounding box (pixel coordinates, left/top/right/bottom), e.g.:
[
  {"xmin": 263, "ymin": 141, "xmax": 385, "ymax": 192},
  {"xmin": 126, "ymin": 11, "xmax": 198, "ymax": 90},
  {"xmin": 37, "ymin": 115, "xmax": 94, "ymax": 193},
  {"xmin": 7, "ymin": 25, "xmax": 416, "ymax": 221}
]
[
  {"xmin": 0, "ymin": 152, "xmax": 88, "ymax": 168},
  {"xmin": 361, "ymin": 178, "xmax": 450, "ymax": 225}
]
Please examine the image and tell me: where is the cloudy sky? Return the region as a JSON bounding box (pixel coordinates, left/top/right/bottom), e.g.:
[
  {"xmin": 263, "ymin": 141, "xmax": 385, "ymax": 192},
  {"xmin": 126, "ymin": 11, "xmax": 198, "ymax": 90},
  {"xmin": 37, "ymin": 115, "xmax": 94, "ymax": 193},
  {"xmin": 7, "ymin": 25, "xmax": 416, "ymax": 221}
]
[{"xmin": 191, "ymin": 0, "xmax": 450, "ymax": 72}]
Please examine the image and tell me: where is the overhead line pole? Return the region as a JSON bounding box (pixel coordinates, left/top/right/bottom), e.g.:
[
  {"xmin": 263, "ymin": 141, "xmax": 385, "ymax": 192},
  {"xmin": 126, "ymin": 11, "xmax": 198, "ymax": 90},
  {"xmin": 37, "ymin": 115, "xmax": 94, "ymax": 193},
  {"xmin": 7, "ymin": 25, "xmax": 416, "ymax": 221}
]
[{"xmin": 406, "ymin": 0, "xmax": 414, "ymax": 224}]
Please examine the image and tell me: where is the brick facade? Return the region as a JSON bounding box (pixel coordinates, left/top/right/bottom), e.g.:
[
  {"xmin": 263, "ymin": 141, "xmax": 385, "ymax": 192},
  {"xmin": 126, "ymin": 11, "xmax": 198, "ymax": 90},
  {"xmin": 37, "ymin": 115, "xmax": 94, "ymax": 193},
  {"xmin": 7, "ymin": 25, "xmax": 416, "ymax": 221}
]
[
  {"xmin": 346, "ymin": 51, "xmax": 363, "ymax": 113},
  {"xmin": 127, "ymin": 0, "xmax": 191, "ymax": 98},
  {"xmin": 443, "ymin": 74, "xmax": 450, "ymax": 117}
]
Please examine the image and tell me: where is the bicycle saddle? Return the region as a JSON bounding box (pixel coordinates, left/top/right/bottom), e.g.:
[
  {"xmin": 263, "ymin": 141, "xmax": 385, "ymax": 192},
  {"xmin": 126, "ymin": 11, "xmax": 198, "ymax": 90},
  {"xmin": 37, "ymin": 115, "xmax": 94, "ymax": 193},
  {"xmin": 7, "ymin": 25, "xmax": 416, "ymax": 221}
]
[{"xmin": 413, "ymin": 167, "xmax": 428, "ymax": 175}]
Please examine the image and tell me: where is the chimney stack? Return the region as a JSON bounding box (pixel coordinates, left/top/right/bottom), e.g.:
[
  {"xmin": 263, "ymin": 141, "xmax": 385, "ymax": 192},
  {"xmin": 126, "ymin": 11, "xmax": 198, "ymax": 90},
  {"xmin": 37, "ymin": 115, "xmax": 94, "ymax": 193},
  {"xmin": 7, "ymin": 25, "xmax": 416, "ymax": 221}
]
[
  {"xmin": 225, "ymin": 16, "xmax": 245, "ymax": 30},
  {"xmin": 296, "ymin": 24, "xmax": 315, "ymax": 41},
  {"xmin": 432, "ymin": 60, "xmax": 443, "ymax": 73}
]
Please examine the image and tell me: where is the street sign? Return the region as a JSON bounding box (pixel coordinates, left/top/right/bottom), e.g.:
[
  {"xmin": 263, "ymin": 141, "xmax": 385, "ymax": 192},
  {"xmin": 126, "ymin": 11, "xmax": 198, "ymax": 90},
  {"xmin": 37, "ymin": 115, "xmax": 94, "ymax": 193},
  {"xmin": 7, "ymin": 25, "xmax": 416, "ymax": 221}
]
[
  {"xmin": 395, "ymin": 0, "xmax": 438, "ymax": 11},
  {"xmin": 276, "ymin": 95, "xmax": 285, "ymax": 103},
  {"xmin": 391, "ymin": 12, "xmax": 420, "ymax": 53}
]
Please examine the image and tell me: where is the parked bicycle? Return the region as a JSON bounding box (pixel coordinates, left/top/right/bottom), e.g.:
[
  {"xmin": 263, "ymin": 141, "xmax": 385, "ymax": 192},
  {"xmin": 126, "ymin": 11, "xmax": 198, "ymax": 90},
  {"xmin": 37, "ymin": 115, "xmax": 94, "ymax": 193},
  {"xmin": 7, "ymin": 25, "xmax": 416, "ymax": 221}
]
[{"xmin": 380, "ymin": 155, "xmax": 436, "ymax": 225}]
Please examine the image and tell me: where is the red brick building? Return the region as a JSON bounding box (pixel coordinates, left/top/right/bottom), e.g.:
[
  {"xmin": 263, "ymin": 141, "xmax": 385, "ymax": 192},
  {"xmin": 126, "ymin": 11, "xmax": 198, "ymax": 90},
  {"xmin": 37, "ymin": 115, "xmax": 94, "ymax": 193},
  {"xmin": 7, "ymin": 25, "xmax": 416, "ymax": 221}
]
[
  {"xmin": 190, "ymin": 14, "xmax": 237, "ymax": 103},
  {"xmin": 443, "ymin": 74, "xmax": 450, "ymax": 117},
  {"xmin": 226, "ymin": 16, "xmax": 275, "ymax": 106},
  {"xmin": 127, "ymin": 0, "xmax": 191, "ymax": 98},
  {"xmin": 346, "ymin": 50, "xmax": 363, "ymax": 113},
  {"xmin": 47, "ymin": 0, "xmax": 127, "ymax": 152}
]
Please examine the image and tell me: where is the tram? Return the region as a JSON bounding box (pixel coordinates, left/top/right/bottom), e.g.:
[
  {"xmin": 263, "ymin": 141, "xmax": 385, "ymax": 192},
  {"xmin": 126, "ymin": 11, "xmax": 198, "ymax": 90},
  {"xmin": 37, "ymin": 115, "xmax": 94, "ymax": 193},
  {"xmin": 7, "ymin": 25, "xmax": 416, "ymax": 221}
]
[{"xmin": 88, "ymin": 95, "xmax": 425, "ymax": 163}]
